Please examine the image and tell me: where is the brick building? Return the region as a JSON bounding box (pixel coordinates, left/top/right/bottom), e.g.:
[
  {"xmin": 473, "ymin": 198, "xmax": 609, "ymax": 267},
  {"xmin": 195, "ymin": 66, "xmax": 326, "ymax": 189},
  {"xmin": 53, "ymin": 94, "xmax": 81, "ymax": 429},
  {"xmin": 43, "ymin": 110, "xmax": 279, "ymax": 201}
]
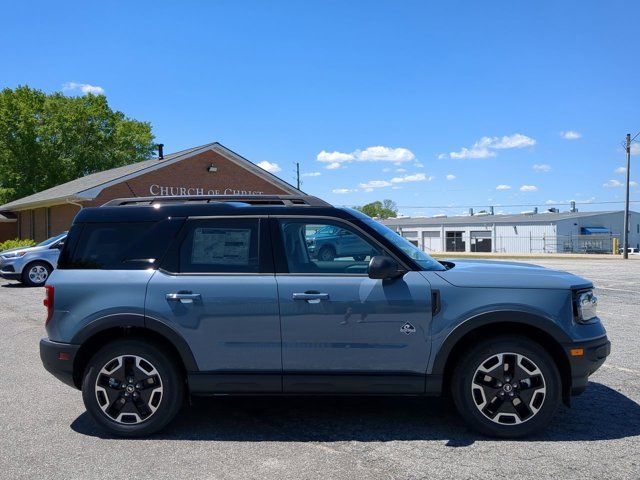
[{"xmin": 0, "ymin": 142, "xmax": 301, "ymax": 242}]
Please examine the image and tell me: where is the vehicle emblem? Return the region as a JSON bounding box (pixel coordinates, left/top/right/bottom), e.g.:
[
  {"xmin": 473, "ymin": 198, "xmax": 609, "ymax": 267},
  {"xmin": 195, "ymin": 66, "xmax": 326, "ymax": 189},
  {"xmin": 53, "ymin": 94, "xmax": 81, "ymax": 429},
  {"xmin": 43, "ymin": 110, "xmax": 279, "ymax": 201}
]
[{"xmin": 400, "ymin": 323, "xmax": 416, "ymax": 335}]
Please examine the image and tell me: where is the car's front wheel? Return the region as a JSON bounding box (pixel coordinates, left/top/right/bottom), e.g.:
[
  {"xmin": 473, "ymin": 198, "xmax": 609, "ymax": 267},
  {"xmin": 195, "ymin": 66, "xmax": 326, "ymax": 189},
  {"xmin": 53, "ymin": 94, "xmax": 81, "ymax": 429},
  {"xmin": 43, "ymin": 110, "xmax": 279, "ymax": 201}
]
[
  {"xmin": 82, "ymin": 339, "xmax": 184, "ymax": 437},
  {"xmin": 21, "ymin": 261, "xmax": 52, "ymax": 287},
  {"xmin": 451, "ymin": 335, "xmax": 561, "ymax": 438}
]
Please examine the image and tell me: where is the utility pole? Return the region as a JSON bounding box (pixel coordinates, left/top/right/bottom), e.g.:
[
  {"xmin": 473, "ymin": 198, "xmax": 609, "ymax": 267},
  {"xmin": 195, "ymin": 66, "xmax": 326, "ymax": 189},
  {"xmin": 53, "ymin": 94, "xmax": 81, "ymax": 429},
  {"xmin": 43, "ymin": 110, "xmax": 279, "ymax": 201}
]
[
  {"xmin": 296, "ymin": 162, "xmax": 300, "ymax": 190},
  {"xmin": 623, "ymin": 133, "xmax": 631, "ymax": 259}
]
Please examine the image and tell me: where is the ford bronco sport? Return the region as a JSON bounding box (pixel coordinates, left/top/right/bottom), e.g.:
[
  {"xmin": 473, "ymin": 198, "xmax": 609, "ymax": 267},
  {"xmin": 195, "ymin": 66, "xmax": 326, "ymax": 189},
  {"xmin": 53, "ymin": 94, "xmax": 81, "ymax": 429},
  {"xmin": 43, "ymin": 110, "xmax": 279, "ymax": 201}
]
[{"xmin": 40, "ymin": 195, "xmax": 610, "ymax": 438}]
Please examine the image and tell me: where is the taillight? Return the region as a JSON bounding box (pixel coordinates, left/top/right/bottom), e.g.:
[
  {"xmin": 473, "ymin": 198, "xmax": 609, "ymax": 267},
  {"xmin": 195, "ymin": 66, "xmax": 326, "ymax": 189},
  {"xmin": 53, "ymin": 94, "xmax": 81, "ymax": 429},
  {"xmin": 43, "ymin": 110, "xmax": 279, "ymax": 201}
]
[{"xmin": 44, "ymin": 285, "xmax": 54, "ymax": 325}]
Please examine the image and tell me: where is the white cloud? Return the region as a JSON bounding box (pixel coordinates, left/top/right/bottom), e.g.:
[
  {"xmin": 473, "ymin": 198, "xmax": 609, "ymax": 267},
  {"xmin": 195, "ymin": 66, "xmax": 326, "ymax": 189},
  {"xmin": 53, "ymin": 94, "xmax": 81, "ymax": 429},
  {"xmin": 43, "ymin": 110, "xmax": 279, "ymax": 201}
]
[
  {"xmin": 391, "ymin": 186, "xmax": 403, "ymax": 190},
  {"xmin": 491, "ymin": 134, "xmax": 536, "ymax": 149},
  {"xmin": 414, "ymin": 162, "xmax": 424, "ymax": 168},
  {"xmin": 257, "ymin": 161, "xmax": 281, "ymax": 173},
  {"xmin": 632, "ymin": 143, "xmax": 640, "ymax": 156},
  {"xmin": 62, "ymin": 82, "xmax": 105, "ymax": 95},
  {"xmin": 363, "ymin": 188, "xmax": 374, "ymax": 192},
  {"xmin": 614, "ymin": 167, "xmax": 627, "ymax": 174},
  {"xmin": 301, "ymin": 171, "xmax": 321, "ymax": 177},
  {"xmin": 396, "ymin": 168, "xmax": 407, "ymax": 173},
  {"xmin": 358, "ymin": 146, "xmax": 415, "ymax": 162},
  {"xmin": 441, "ymin": 133, "xmax": 535, "ymax": 159},
  {"xmin": 382, "ymin": 168, "xmax": 391, "ymax": 172},
  {"xmin": 533, "ymin": 163, "xmax": 551, "ymax": 172},
  {"xmin": 603, "ymin": 179, "xmax": 638, "ymax": 188},
  {"xmin": 391, "ymin": 173, "xmax": 428, "ymax": 184},
  {"xmin": 520, "ymin": 185, "xmax": 538, "ymax": 192},
  {"xmin": 317, "ymin": 146, "xmax": 416, "ymax": 165},
  {"xmin": 325, "ymin": 162, "xmax": 341, "ymax": 170},
  {"xmin": 446, "ymin": 174, "xmax": 456, "ymax": 180},
  {"xmin": 560, "ymin": 130, "xmax": 581, "ymax": 140},
  {"xmin": 357, "ymin": 172, "xmax": 430, "ymax": 190},
  {"xmin": 359, "ymin": 180, "xmax": 393, "ymax": 189},
  {"xmin": 332, "ymin": 188, "xmax": 356, "ymax": 194},
  {"xmin": 317, "ymin": 151, "xmax": 354, "ymax": 163},
  {"xmin": 496, "ymin": 184, "xmax": 512, "ymax": 190}
]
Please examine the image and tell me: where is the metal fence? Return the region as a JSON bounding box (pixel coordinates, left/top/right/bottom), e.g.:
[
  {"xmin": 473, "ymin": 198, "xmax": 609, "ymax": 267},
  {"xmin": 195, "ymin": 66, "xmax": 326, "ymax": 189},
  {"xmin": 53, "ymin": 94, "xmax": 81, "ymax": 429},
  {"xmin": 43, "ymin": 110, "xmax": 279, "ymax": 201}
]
[{"xmin": 418, "ymin": 234, "xmax": 621, "ymax": 254}]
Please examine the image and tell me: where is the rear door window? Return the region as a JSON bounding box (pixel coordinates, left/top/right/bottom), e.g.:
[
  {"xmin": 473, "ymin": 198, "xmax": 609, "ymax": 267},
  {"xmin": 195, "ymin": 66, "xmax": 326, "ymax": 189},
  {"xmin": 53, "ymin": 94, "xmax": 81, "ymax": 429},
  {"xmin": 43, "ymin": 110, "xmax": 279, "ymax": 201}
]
[{"xmin": 176, "ymin": 218, "xmax": 261, "ymax": 274}]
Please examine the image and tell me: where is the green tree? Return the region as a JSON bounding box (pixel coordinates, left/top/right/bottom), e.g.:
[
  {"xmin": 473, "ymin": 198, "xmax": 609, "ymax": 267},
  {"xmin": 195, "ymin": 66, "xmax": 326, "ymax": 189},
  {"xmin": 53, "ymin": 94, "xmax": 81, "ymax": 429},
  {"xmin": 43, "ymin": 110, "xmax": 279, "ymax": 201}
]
[
  {"xmin": 355, "ymin": 199, "xmax": 398, "ymax": 219},
  {"xmin": 0, "ymin": 86, "xmax": 155, "ymax": 203}
]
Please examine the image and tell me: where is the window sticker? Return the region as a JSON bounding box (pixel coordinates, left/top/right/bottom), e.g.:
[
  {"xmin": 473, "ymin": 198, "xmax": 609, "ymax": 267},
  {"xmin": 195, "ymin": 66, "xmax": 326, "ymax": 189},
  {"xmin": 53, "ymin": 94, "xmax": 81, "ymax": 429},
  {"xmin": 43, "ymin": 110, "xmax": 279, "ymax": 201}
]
[{"xmin": 191, "ymin": 228, "xmax": 251, "ymax": 265}]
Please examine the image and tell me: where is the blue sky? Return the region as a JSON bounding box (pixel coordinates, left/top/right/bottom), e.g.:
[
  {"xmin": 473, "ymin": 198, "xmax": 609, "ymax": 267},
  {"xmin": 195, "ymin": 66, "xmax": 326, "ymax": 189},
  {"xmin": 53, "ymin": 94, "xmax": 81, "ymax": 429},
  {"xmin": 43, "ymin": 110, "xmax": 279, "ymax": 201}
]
[{"xmin": 1, "ymin": 1, "xmax": 639, "ymax": 216}]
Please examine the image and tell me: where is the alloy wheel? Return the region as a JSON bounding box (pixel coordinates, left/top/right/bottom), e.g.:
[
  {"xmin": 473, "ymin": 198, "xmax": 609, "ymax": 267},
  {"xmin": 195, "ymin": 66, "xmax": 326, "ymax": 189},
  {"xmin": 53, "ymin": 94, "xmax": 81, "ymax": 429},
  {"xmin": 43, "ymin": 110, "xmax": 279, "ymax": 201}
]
[
  {"xmin": 94, "ymin": 355, "xmax": 164, "ymax": 425},
  {"xmin": 28, "ymin": 265, "xmax": 49, "ymax": 284},
  {"xmin": 471, "ymin": 352, "xmax": 546, "ymax": 425}
]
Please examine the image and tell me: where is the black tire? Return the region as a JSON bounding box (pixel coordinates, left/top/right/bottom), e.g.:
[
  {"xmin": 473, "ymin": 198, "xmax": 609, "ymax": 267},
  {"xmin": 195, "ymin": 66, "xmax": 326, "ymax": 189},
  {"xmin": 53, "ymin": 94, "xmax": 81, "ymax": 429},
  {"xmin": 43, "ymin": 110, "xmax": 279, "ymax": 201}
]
[
  {"xmin": 21, "ymin": 261, "xmax": 52, "ymax": 287},
  {"xmin": 451, "ymin": 335, "xmax": 561, "ymax": 438},
  {"xmin": 353, "ymin": 255, "xmax": 366, "ymax": 261},
  {"xmin": 318, "ymin": 246, "xmax": 336, "ymax": 261},
  {"xmin": 82, "ymin": 339, "xmax": 184, "ymax": 437}
]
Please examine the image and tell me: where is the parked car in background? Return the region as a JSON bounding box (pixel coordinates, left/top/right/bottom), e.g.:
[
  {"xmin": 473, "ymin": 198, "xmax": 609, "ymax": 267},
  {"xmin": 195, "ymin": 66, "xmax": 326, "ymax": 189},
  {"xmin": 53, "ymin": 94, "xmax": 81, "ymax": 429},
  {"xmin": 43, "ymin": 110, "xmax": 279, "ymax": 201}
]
[
  {"xmin": 618, "ymin": 247, "xmax": 640, "ymax": 255},
  {"xmin": 0, "ymin": 232, "xmax": 67, "ymax": 286},
  {"xmin": 40, "ymin": 195, "xmax": 609, "ymax": 438},
  {"xmin": 307, "ymin": 224, "xmax": 376, "ymax": 261}
]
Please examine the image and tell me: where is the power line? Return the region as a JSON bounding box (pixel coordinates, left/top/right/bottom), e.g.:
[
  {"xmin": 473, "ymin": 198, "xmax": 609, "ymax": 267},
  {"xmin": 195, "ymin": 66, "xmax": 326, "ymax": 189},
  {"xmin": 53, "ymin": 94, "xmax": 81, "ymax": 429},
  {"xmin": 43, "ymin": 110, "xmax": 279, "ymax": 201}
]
[{"xmin": 338, "ymin": 199, "xmax": 640, "ymax": 210}]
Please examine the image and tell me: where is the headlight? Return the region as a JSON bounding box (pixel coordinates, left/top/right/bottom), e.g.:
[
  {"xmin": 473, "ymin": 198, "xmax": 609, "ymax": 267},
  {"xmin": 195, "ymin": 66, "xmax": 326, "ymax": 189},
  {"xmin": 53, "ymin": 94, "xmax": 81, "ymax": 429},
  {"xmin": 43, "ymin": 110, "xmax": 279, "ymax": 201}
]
[
  {"xmin": 576, "ymin": 290, "xmax": 598, "ymax": 323},
  {"xmin": 1, "ymin": 251, "xmax": 26, "ymax": 259}
]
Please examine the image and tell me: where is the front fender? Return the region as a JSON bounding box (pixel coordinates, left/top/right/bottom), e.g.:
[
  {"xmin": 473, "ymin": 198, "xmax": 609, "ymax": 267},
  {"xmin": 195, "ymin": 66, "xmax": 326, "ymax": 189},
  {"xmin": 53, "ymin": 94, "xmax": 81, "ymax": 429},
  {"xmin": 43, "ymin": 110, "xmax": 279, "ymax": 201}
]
[{"xmin": 429, "ymin": 309, "xmax": 572, "ymax": 376}]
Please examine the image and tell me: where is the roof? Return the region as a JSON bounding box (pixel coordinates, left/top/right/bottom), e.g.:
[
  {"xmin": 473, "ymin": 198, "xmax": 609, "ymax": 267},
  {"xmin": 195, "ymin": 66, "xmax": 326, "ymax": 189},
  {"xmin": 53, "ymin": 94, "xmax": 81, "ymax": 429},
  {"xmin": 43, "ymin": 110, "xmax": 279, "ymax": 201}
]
[
  {"xmin": 0, "ymin": 142, "xmax": 302, "ymax": 211},
  {"xmin": 0, "ymin": 212, "xmax": 16, "ymax": 222},
  {"xmin": 382, "ymin": 210, "xmax": 636, "ymax": 227}
]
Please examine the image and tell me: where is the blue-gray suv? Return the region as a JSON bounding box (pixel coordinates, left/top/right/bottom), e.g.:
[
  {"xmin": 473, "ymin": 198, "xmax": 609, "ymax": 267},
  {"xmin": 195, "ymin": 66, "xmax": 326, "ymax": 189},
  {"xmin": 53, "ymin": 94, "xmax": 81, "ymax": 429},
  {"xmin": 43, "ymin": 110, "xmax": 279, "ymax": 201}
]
[{"xmin": 39, "ymin": 195, "xmax": 610, "ymax": 438}]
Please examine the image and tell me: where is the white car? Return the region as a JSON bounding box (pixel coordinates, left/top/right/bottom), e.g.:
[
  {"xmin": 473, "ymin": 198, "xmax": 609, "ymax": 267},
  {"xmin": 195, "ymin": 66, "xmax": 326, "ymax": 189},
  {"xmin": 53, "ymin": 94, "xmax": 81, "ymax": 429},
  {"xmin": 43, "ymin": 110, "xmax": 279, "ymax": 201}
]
[{"xmin": 0, "ymin": 232, "xmax": 67, "ymax": 286}]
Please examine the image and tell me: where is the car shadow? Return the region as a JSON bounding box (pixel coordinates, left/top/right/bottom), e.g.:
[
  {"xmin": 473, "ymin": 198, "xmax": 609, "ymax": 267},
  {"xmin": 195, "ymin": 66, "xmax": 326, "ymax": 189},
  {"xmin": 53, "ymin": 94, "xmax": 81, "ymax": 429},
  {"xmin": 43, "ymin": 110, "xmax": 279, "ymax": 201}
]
[
  {"xmin": 71, "ymin": 382, "xmax": 640, "ymax": 444},
  {"xmin": 1, "ymin": 281, "xmax": 26, "ymax": 288}
]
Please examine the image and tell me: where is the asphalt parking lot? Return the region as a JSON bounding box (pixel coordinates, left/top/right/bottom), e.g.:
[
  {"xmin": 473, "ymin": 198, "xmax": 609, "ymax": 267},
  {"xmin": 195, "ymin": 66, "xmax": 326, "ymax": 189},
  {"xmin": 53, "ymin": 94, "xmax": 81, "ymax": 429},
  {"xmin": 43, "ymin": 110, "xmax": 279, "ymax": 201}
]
[{"xmin": 0, "ymin": 258, "xmax": 638, "ymax": 480}]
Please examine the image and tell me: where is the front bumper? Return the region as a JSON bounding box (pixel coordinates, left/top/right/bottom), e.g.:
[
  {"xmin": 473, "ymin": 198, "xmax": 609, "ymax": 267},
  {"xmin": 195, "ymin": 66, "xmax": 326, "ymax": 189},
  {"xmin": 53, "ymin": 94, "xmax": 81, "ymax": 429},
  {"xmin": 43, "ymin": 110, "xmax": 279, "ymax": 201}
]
[
  {"xmin": 565, "ymin": 335, "xmax": 611, "ymax": 396},
  {"xmin": 40, "ymin": 338, "xmax": 81, "ymax": 389}
]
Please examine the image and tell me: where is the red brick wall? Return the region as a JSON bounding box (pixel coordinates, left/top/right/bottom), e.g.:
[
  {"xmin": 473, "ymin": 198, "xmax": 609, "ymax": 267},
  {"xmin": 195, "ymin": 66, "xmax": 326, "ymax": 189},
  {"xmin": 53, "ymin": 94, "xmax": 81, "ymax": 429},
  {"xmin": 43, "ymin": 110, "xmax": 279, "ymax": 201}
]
[
  {"xmin": 88, "ymin": 150, "xmax": 291, "ymax": 206},
  {"xmin": 49, "ymin": 204, "xmax": 80, "ymax": 235},
  {"xmin": 19, "ymin": 211, "xmax": 31, "ymax": 239},
  {"xmin": 0, "ymin": 222, "xmax": 18, "ymax": 243},
  {"xmin": 33, "ymin": 208, "xmax": 48, "ymax": 242}
]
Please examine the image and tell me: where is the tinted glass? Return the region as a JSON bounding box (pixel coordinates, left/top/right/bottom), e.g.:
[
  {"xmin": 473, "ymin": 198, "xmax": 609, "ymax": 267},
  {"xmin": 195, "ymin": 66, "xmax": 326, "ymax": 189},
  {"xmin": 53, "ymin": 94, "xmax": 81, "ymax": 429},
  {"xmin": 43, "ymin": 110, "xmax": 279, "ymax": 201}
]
[
  {"xmin": 279, "ymin": 219, "xmax": 382, "ymax": 274},
  {"xmin": 344, "ymin": 208, "xmax": 445, "ymax": 271},
  {"xmin": 178, "ymin": 219, "xmax": 259, "ymax": 273},
  {"xmin": 60, "ymin": 220, "xmax": 183, "ymax": 270}
]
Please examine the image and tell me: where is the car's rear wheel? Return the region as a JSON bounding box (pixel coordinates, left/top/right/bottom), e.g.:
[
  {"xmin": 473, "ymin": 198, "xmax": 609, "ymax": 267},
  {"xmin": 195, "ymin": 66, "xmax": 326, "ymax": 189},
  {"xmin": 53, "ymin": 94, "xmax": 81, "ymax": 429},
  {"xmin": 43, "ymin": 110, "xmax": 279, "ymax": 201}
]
[
  {"xmin": 21, "ymin": 261, "xmax": 52, "ymax": 287},
  {"xmin": 451, "ymin": 335, "xmax": 561, "ymax": 438},
  {"xmin": 318, "ymin": 246, "xmax": 336, "ymax": 261},
  {"xmin": 82, "ymin": 339, "xmax": 184, "ymax": 437}
]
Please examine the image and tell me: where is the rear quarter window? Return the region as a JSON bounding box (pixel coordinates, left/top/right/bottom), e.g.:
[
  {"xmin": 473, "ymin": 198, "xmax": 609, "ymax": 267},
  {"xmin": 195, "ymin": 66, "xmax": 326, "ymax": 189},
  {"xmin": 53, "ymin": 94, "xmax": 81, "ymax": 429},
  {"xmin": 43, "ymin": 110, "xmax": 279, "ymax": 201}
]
[{"xmin": 58, "ymin": 219, "xmax": 183, "ymax": 270}]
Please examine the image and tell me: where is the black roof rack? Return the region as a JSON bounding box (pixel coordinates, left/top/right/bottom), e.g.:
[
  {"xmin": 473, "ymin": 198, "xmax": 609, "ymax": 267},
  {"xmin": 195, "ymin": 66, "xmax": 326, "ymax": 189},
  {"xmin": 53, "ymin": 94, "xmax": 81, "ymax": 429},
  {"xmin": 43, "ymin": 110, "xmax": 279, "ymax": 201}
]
[{"xmin": 101, "ymin": 194, "xmax": 332, "ymax": 208}]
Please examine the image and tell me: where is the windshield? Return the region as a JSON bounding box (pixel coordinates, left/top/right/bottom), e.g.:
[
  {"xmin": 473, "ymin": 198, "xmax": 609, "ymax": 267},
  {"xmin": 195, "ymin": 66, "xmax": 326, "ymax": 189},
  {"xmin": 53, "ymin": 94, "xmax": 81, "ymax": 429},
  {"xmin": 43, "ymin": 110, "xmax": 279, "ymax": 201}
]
[
  {"xmin": 37, "ymin": 232, "xmax": 67, "ymax": 247},
  {"xmin": 344, "ymin": 209, "xmax": 445, "ymax": 271}
]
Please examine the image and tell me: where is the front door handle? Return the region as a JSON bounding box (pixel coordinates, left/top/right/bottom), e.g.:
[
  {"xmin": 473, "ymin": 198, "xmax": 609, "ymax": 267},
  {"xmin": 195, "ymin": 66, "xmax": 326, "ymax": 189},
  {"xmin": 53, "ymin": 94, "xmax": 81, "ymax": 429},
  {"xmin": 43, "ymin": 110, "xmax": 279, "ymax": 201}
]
[
  {"xmin": 166, "ymin": 292, "xmax": 201, "ymax": 304},
  {"xmin": 292, "ymin": 292, "xmax": 330, "ymax": 304}
]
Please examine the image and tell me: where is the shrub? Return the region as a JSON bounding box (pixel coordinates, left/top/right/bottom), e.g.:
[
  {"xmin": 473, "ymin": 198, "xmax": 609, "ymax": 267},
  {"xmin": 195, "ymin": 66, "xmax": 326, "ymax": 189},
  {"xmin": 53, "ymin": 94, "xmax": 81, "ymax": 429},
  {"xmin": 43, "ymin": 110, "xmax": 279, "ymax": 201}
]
[{"xmin": 0, "ymin": 238, "xmax": 36, "ymax": 252}]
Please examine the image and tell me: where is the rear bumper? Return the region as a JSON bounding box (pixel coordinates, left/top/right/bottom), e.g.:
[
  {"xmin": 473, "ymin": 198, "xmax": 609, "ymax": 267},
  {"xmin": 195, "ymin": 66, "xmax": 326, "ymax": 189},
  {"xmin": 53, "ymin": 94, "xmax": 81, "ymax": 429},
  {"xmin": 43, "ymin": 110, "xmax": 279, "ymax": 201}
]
[
  {"xmin": 40, "ymin": 338, "xmax": 81, "ymax": 389},
  {"xmin": 565, "ymin": 335, "xmax": 611, "ymax": 396}
]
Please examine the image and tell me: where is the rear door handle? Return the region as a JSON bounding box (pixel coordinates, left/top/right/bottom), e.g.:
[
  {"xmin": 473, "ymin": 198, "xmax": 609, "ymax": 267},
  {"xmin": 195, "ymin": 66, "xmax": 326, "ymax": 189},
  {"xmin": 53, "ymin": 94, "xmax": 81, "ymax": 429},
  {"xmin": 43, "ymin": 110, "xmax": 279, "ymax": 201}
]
[
  {"xmin": 292, "ymin": 292, "xmax": 330, "ymax": 304},
  {"xmin": 166, "ymin": 292, "xmax": 201, "ymax": 304}
]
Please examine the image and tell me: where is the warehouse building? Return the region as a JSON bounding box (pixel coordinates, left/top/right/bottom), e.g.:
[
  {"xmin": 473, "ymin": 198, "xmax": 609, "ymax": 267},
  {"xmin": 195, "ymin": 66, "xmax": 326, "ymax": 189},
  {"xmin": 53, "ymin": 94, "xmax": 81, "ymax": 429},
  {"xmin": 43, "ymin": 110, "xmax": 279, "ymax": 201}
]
[
  {"xmin": 382, "ymin": 209, "xmax": 640, "ymax": 254},
  {"xmin": 0, "ymin": 142, "xmax": 301, "ymax": 242}
]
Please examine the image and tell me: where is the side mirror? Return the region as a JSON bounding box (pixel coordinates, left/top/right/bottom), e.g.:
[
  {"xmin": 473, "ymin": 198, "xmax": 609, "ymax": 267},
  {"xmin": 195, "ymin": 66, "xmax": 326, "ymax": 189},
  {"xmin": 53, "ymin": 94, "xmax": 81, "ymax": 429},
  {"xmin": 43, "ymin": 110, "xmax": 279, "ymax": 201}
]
[
  {"xmin": 55, "ymin": 242, "xmax": 64, "ymax": 250},
  {"xmin": 368, "ymin": 255, "xmax": 401, "ymax": 280}
]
